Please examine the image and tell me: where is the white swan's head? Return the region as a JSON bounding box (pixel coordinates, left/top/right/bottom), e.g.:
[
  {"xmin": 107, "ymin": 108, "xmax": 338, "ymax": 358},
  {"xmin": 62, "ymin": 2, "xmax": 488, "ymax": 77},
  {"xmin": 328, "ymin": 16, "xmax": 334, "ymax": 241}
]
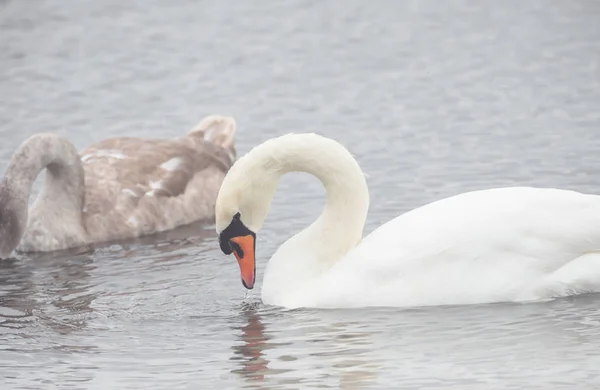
[
  {"xmin": 215, "ymin": 136, "xmax": 285, "ymax": 289},
  {"xmin": 215, "ymin": 132, "xmax": 369, "ymax": 291},
  {"xmin": 216, "ymin": 133, "xmax": 332, "ymax": 289}
]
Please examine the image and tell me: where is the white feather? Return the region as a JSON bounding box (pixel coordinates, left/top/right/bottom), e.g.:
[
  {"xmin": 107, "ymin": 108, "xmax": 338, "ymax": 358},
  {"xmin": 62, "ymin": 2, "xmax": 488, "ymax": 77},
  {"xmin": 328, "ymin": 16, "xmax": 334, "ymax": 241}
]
[{"xmin": 160, "ymin": 157, "xmax": 183, "ymax": 172}]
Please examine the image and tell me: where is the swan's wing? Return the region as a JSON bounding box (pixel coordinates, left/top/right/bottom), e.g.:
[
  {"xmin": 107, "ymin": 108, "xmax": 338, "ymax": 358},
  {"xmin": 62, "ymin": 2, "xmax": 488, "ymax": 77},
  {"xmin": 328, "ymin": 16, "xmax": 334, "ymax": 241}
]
[
  {"xmin": 82, "ymin": 137, "xmax": 233, "ymax": 207},
  {"xmin": 79, "ymin": 135, "xmax": 236, "ymax": 241},
  {"xmin": 316, "ymin": 187, "xmax": 600, "ymax": 307}
]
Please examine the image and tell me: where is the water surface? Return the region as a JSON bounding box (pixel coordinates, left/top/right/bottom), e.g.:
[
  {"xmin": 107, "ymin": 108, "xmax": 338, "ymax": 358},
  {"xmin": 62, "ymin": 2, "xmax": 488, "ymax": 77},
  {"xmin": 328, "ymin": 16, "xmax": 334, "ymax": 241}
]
[{"xmin": 1, "ymin": 0, "xmax": 600, "ymax": 388}]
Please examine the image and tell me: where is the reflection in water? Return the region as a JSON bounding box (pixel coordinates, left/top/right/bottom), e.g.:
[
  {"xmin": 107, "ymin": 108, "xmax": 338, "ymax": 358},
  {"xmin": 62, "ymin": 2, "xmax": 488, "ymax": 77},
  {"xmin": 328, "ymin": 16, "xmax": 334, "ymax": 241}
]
[
  {"xmin": 92, "ymin": 220, "xmax": 215, "ymax": 251},
  {"xmin": 318, "ymin": 324, "xmax": 382, "ymax": 390},
  {"xmin": 230, "ymin": 303, "xmax": 271, "ymax": 384},
  {"xmin": 0, "ymin": 223, "xmax": 215, "ymax": 349},
  {"xmin": 302, "ymin": 313, "xmax": 383, "ymax": 390},
  {"xmin": 230, "ymin": 304, "xmax": 384, "ymax": 389},
  {"xmin": 0, "ymin": 249, "xmax": 97, "ymax": 336}
]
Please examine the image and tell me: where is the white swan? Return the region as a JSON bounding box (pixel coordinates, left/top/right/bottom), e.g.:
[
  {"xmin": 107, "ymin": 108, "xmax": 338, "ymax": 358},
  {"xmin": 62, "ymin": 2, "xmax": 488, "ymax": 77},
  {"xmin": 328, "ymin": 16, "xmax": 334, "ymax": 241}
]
[
  {"xmin": 0, "ymin": 115, "xmax": 236, "ymax": 259},
  {"xmin": 215, "ymin": 133, "xmax": 600, "ymax": 309}
]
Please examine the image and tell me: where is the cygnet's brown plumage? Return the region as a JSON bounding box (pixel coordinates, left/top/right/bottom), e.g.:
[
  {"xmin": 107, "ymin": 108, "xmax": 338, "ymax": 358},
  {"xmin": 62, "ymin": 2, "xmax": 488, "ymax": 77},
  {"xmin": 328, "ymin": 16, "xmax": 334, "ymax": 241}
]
[{"xmin": 0, "ymin": 115, "xmax": 236, "ymax": 258}]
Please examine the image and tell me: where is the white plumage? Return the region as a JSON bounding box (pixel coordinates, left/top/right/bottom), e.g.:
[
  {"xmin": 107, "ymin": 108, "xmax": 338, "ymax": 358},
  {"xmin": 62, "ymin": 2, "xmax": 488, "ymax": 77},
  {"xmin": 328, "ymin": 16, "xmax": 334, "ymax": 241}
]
[{"xmin": 216, "ymin": 133, "xmax": 600, "ymax": 309}]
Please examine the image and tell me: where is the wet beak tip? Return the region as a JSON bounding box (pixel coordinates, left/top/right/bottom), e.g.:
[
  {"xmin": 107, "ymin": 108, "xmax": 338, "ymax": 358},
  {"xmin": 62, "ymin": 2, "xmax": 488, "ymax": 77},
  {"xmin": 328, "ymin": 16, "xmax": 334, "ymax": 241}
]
[{"xmin": 241, "ymin": 279, "xmax": 254, "ymax": 290}]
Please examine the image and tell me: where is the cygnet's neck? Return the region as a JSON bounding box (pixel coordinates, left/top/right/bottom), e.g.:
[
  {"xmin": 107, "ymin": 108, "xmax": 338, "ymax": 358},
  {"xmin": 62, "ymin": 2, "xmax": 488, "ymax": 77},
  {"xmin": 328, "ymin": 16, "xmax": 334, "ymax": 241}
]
[
  {"xmin": 0, "ymin": 133, "xmax": 85, "ymax": 258},
  {"xmin": 240, "ymin": 133, "xmax": 370, "ymax": 271}
]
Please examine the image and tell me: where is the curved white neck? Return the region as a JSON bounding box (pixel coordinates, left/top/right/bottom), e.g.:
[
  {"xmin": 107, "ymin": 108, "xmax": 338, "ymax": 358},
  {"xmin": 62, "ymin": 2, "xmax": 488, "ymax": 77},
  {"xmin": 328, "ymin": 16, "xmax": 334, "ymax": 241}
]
[
  {"xmin": 231, "ymin": 134, "xmax": 370, "ymax": 292},
  {"xmin": 279, "ymin": 137, "xmax": 370, "ymax": 262}
]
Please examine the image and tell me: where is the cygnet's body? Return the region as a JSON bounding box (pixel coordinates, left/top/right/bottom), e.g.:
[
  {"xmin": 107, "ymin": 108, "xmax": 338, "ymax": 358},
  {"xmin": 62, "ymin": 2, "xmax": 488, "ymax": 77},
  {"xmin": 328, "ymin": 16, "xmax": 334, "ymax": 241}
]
[{"xmin": 0, "ymin": 115, "xmax": 236, "ymax": 258}]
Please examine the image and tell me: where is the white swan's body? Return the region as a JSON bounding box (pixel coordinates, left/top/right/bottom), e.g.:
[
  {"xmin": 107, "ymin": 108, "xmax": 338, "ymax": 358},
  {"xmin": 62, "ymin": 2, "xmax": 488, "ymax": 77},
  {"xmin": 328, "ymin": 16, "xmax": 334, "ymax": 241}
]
[
  {"xmin": 272, "ymin": 186, "xmax": 600, "ymax": 308},
  {"xmin": 215, "ymin": 133, "xmax": 600, "ymax": 309}
]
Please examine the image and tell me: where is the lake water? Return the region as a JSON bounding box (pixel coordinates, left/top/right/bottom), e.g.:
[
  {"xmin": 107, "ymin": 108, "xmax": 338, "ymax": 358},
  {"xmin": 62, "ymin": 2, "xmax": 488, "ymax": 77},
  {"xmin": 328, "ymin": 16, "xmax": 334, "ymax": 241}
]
[{"xmin": 1, "ymin": 0, "xmax": 600, "ymax": 388}]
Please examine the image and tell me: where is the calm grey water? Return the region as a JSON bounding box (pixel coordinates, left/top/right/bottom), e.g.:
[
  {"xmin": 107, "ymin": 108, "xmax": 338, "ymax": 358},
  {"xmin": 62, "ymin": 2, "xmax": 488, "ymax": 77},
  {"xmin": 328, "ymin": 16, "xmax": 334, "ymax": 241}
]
[{"xmin": 1, "ymin": 0, "xmax": 600, "ymax": 388}]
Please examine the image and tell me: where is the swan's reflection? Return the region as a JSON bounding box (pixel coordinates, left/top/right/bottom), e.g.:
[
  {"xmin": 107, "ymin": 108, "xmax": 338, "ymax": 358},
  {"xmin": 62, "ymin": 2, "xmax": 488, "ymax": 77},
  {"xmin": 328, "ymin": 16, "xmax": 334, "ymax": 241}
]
[
  {"xmin": 230, "ymin": 303, "xmax": 383, "ymax": 389},
  {"xmin": 0, "ymin": 248, "xmax": 97, "ymax": 344},
  {"xmin": 0, "ymin": 223, "xmax": 214, "ymax": 339},
  {"xmin": 230, "ymin": 303, "xmax": 273, "ymax": 384},
  {"xmin": 90, "ymin": 220, "xmax": 215, "ymax": 256}
]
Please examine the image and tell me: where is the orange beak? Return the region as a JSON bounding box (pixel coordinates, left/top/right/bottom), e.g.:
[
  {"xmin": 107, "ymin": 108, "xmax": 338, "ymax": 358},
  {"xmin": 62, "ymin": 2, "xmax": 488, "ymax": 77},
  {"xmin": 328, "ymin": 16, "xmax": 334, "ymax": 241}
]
[{"xmin": 230, "ymin": 235, "xmax": 256, "ymax": 289}]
